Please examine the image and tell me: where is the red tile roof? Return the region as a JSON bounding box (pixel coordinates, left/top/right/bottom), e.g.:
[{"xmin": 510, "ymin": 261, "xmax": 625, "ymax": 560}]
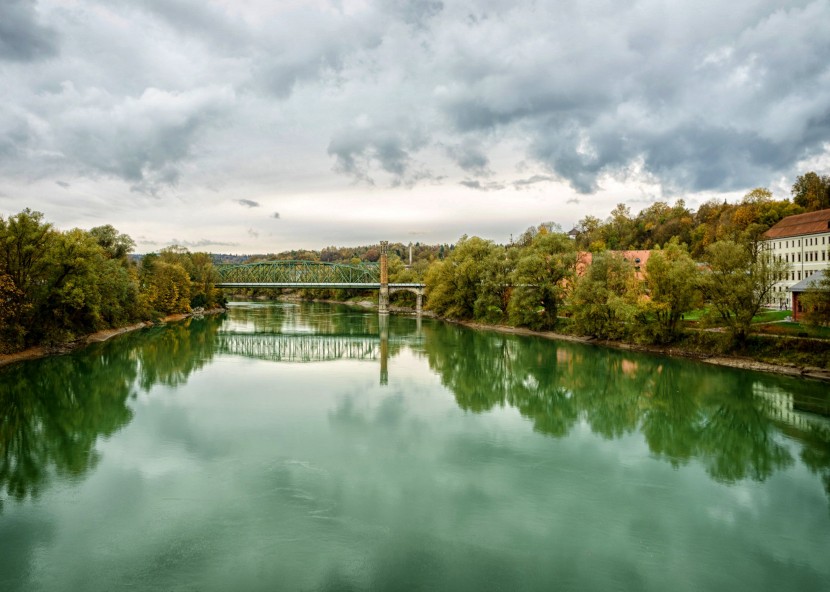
[
  {"xmin": 576, "ymin": 250, "xmax": 651, "ymax": 280},
  {"xmin": 763, "ymin": 208, "xmax": 830, "ymax": 239}
]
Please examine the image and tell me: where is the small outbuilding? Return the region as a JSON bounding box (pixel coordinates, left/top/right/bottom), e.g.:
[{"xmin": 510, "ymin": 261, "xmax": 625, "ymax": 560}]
[{"xmin": 788, "ymin": 270, "xmax": 827, "ymax": 321}]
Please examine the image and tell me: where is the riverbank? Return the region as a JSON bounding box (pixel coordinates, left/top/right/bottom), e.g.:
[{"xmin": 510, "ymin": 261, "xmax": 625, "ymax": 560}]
[
  {"xmin": 451, "ymin": 319, "xmax": 830, "ymax": 382},
  {"xmin": 0, "ymin": 307, "xmax": 227, "ymax": 368},
  {"xmin": 198, "ymin": 294, "xmax": 830, "ymax": 382}
]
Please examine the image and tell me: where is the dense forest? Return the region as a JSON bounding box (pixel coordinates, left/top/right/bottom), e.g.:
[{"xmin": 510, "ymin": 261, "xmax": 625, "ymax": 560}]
[{"xmin": 0, "ymin": 209, "xmax": 223, "ymax": 354}]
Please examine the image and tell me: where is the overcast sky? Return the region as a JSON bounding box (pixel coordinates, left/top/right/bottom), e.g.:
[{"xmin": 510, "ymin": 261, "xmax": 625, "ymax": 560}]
[{"xmin": 1, "ymin": 0, "xmax": 829, "ymax": 253}]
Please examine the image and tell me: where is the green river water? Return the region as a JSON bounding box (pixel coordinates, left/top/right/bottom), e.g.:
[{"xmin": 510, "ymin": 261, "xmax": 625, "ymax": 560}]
[{"xmin": 1, "ymin": 302, "xmax": 829, "ymax": 591}]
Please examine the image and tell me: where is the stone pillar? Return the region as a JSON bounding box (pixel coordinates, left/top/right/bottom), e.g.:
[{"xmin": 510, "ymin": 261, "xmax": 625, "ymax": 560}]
[
  {"xmin": 415, "ymin": 290, "xmax": 423, "ymax": 315},
  {"xmin": 378, "ymin": 241, "xmax": 389, "ymax": 315}
]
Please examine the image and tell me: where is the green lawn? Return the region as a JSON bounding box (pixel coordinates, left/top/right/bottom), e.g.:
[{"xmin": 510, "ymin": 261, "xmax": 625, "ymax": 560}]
[
  {"xmin": 682, "ymin": 308, "xmax": 793, "ymax": 325},
  {"xmin": 681, "ymin": 308, "xmax": 709, "ymax": 322},
  {"xmin": 751, "ymin": 309, "xmax": 792, "ymax": 323},
  {"xmin": 753, "ymin": 322, "xmax": 830, "ymax": 340}
]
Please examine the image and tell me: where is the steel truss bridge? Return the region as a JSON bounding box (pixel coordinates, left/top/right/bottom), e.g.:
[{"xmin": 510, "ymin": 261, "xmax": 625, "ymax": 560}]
[
  {"xmin": 215, "ymin": 330, "xmax": 424, "ymax": 384},
  {"xmin": 215, "ymin": 261, "xmax": 382, "ymax": 288},
  {"xmin": 214, "ymin": 260, "xmax": 425, "ymax": 312},
  {"xmin": 216, "ymin": 332, "xmax": 420, "ymax": 362}
]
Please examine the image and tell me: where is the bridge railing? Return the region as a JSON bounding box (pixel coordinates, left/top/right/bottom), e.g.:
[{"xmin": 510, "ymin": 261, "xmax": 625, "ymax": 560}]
[{"xmin": 216, "ymin": 261, "xmax": 380, "ymax": 284}]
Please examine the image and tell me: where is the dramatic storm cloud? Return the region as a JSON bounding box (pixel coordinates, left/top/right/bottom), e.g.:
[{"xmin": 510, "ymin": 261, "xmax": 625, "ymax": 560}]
[{"xmin": 1, "ymin": 0, "xmax": 828, "ymax": 251}]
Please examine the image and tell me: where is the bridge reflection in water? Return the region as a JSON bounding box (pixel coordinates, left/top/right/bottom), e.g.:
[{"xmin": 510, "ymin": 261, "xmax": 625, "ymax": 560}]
[{"xmin": 215, "ymin": 315, "xmax": 422, "ymax": 384}]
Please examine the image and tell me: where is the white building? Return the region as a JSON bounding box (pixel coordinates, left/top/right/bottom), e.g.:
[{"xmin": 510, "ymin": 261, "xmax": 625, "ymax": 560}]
[{"xmin": 762, "ymin": 208, "xmax": 830, "ymax": 308}]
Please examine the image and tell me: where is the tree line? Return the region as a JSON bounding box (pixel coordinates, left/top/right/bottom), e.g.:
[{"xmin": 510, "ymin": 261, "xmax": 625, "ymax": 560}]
[
  {"xmin": 422, "ymin": 173, "xmax": 830, "ymax": 344},
  {"xmin": 422, "ymin": 226, "xmax": 791, "ymax": 345},
  {"xmin": 229, "ymin": 171, "xmax": 829, "ymax": 338},
  {"xmin": 0, "ymin": 209, "xmax": 223, "ymax": 353},
  {"xmin": 570, "ymin": 172, "xmax": 829, "ymax": 255}
]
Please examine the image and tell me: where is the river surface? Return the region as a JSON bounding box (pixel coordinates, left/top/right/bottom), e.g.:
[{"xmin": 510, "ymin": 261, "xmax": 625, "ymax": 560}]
[{"xmin": 1, "ymin": 302, "xmax": 830, "ymax": 591}]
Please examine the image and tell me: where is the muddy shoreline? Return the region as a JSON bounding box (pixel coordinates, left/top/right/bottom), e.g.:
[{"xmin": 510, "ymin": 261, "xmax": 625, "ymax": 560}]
[{"xmin": 0, "ymin": 308, "xmax": 226, "ymax": 368}]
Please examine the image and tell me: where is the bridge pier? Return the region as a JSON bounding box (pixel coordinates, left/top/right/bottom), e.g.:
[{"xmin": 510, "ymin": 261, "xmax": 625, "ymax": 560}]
[
  {"xmin": 415, "ymin": 290, "xmax": 423, "ymax": 314},
  {"xmin": 379, "ymin": 313, "xmax": 389, "ymax": 385},
  {"xmin": 378, "ymin": 241, "xmax": 390, "ymax": 315}
]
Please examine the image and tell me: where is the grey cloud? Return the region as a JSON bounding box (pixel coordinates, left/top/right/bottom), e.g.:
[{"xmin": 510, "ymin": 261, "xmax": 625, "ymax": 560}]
[
  {"xmin": 437, "ymin": 0, "xmax": 830, "ymax": 194},
  {"xmin": 385, "ymin": 0, "xmax": 445, "ymax": 27},
  {"xmin": 0, "ymin": 0, "xmax": 58, "ymax": 62},
  {"xmin": 1, "ymin": 0, "xmax": 829, "ymax": 238},
  {"xmin": 55, "ymin": 180, "xmax": 69, "ymax": 188},
  {"xmin": 513, "ymin": 175, "xmax": 555, "ymax": 188},
  {"xmin": 460, "ymin": 179, "xmax": 505, "ymax": 191},
  {"xmin": 271, "ymin": 212, "xmax": 280, "ymax": 219},
  {"xmin": 116, "ymin": 0, "xmax": 247, "ymax": 51},
  {"xmin": 446, "ymin": 141, "xmax": 490, "ymax": 176},
  {"xmin": 54, "ymin": 86, "xmax": 235, "ymax": 193},
  {"xmin": 252, "ymin": 9, "xmax": 382, "ymax": 99},
  {"xmin": 328, "ymin": 121, "xmax": 427, "ymax": 186},
  {"xmin": 247, "ymin": 228, "xmax": 259, "ymax": 238},
  {"xmin": 168, "ymin": 238, "xmax": 239, "ymax": 248},
  {"xmin": 237, "ymin": 199, "xmax": 259, "ymax": 208}
]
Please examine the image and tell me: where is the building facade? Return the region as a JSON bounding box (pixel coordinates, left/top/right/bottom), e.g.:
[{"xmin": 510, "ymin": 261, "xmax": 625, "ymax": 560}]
[
  {"xmin": 788, "ymin": 270, "xmax": 827, "ymax": 321},
  {"xmin": 762, "ymin": 208, "xmax": 830, "ymax": 308}
]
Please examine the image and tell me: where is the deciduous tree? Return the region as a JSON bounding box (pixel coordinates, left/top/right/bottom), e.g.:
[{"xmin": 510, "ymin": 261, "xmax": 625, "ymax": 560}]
[
  {"xmin": 570, "ymin": 253, "xmax": 641, "ymax": 339},
  {"xmin": 642, "ymin": 239, "xmax": 701, "ymax": 343},
  {"xmin": 508, "ymin": 231, "xmax": 576, "ymax": 330},
  {"xmin": 699, "ymin": 230, "xmax": 787, "ymax": 343}
]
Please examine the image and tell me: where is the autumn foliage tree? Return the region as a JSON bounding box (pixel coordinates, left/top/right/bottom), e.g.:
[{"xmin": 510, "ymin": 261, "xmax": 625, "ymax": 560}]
[{"xmin": 792, "ymin": 172, "xmax": 830, "ymax": 212}]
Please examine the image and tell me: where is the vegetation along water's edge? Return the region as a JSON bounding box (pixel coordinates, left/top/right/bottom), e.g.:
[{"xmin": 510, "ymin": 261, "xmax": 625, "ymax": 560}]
[
  {"xmin": 0, "ymin": 307, "xmax": 226, "ymax": 369},
  {"xmin": 451, "ymin": 319, "xmax": 830, "ymax": 383},
  {"xmin": 263, "ymin": 291, "xmax": 830, "ymax": 383}
]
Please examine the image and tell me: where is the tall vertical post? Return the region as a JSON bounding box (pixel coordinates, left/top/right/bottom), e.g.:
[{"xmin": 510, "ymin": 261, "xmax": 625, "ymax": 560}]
[
  {"xmin": 415, "ymin": 290, "xmax": 423, "ymax": 315},
  {"xmin": 378, "ymin": 240, "xmax": 389, "ymax": 315},
  {"xmin": 379, "ymin": 313, "xmax": 389, "ymax": 385}
]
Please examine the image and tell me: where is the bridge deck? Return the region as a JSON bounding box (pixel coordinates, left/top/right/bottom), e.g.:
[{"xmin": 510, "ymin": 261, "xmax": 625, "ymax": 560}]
[{"xmin": 215, "ymin": 282, "xmax": 425, "ymax": 289}]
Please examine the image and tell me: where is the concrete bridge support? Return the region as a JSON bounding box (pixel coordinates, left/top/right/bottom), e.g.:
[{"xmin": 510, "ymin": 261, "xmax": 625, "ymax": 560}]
[
  {"xmin": 378, "ymin": 241, "xmax": 390, "ymax": 315},
  {"xmin": 388, "ymin": 285, "xmax": 425, "ymax": 314},
  {"xmin": 379, "ymin": 313, "xmax": 389, "ymax": 385}
]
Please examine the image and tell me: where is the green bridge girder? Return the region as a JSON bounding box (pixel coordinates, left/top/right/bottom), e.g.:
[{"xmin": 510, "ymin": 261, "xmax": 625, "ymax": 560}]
[{"xmin": 215, "ymin": 260, "xmax": 380, "ymax": 285}]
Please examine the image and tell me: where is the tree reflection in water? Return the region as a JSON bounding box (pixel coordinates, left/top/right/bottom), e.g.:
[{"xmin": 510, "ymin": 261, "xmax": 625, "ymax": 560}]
[
  {"xmin": 2, "ymin": 306, "xmax": 829, "ymax": 513},
  {"xmin": 0, "ymin": 315, "xmax": 223, "ymax": 510},
  {"xmin": 420, "ymin": 321, "xmax": 830, "ymax": 499}
]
